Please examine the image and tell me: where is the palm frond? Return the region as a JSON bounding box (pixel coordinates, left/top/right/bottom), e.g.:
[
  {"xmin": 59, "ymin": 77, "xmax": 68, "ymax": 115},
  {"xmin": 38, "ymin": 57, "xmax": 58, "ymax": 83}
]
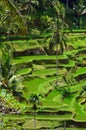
[{"xmin": 1, "ymin": 0, "xmax": 28, "ymax": 35}]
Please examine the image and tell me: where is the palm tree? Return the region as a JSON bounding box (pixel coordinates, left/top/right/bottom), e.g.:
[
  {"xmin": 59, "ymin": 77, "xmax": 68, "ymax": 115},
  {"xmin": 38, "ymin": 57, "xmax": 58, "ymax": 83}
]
[
  {"xmin": 29, "ymin": 93, "xmax": 43, "ymax": 129},
  {"xmin": 51, "ymin": 0, "xmax": 68, "ymax": 53},
  {"xmin": 44, "ymin": 0, "xmax": 68, "ymax": 86},
  {"xmin": 0, "ymin": 43, "xmax": 24, "ymax": 97},
  {"xmin": 0, "ymin": 0, "xmax": 28, "ymax": 35},
  {"xmin": 73, "ymin": 0, "xmax": 86, "ymax": 28},
  {"xmin": 44, "ymin": 0, "xmax": 68, "ymax": 55},
  {"xmin": 44, "ymin": 2, "xmax": 70, "ymax": 129}
]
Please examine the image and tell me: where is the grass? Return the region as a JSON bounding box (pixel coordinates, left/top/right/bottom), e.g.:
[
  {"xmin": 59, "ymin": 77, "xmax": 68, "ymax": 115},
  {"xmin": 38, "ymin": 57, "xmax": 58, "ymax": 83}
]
[
  {"xmin": 63, "ymin": 94, "xmax": 76, "ymax": 106},
  {"xmin": 12, "ymin": 55, "xmax": 69, "ymax": 71},
  {"xmin": 23, "ymin": 78, "xmax": 45, "ymax": 99},
  {"xmin": 46, "ymin": 89, "xmax": 59, "ymax": 100},
  {"xmin": 11, "ymin": 40, "xmax": 41, "ymax": 51},
  {"xmin": 59, "ymin": 60, "xmax": 75, "ymax": 67},
  {"xmin": 16, "ymin": 68, "xmax": 32, "ymax": 75},
  {"xmin": 64, "ymin": 29, "xmax": 86, "ymax": 33},
  {"xmin": 77, "ymin": 55, "xmax": 86, "ymax": 61},
  {"xmin": 67, "ymin": 37, "xmax": 86, "ymax": 49},
  {"xmin": 74, "ymin": 67, "xmax": 86, "ymax": 77},
  {"xmin": 32, "ymin": 68, "xmax": 56, "ymax": 77},
  {"xmin": 69, "ymin": 80, "xmax": 86, "ymax": 92},
  {"xmin": 22, "ymin": 119, "xmax": 62, "ymax": 129},
  {"xmin": 64, "ymin": 49, "xmax": 79, "ymax": 57}
]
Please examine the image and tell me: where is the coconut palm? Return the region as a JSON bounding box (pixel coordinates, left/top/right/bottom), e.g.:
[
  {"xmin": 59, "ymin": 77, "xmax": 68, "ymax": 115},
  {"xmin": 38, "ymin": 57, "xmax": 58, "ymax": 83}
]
[
  {"xmin": 29, "ymin": 93, "xmax": 43, "ymax": 129},
  {"xmin": 43, "ymin": 0, "xmax": 69, "ymax": 87},
  {"xmin": 50, "ymin": 0, "xmax": 68, "ymax": 53},
  {"xmin": 44, "ymin": 0, "xmax": 68, "ymax": 54},
  {"xmin": 44, "ymin": 2, "xmax": 70, "ymax": 129},
  {"xmin": 0, "ymin": 43, "xmax": 24, "ymax": 98}
]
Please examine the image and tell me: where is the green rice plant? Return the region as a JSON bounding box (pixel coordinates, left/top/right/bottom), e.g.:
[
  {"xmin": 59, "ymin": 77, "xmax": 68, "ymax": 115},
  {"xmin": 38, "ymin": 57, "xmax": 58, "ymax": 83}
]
[
  {"xmin": 74, "ymin": 67, "xmax": 86, "ymax": 77},
  {"xmin": 16, "ymin": 68, "xmax": 32, "ymax": 76}
]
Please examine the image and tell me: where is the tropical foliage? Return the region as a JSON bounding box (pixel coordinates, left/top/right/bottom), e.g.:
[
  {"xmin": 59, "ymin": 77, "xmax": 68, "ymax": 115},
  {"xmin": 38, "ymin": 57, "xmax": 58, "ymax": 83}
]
[
  {"xmin": 0, "ymin": 0, "xmax": 86, "ymax": 129},
  {"xmin": 0, "ymin": 43, "xmax": 24, "ymax": 99},
  {"xmin": 0, "ymin": 0, "xmax": 27, "ymax": 35}
]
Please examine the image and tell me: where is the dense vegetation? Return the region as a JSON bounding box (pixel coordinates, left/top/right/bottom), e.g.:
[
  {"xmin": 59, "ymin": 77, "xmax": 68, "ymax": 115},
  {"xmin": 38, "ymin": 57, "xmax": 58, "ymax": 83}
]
[{"xmin": 0, "ymin": 0, "xmax": 86, "ymax": 129}]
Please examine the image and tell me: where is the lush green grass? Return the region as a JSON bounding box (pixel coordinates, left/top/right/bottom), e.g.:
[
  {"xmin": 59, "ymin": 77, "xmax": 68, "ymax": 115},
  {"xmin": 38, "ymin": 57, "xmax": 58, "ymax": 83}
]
[
  {"xmin": 4, "ymin": 40, "xmax": 42, "ymax": 51},
  {"xmin": 64, "ymin": 29, "xmax": 86, "ymax": 33},
  {"xmin": 64, "ymin": 49, "xmax": 79, "ymax": 57},
  {"xmin": 32, "ymin": 68, "xmax": 56, "ymax": 77},
  {"xmin": 13, "ymin": 55, "xmax": 68, "ymax": 64},
  {"xmin": 67, "ymin": 37, "xmax": 86, "ymax": 49},
  {"xmin": 22, "ymin": 119, "xmax": 62, "ymax": 129},
  {"xmin": 74, "ymin": 67, "xmax": 86, "ymax": 77},
  {"xmin": 23, "ymin": 78, "xmax": 45, "ymax": 99},
  {"xmin": 16, "ymin": 68, "xmax": 32, "ymax": 75},
  {"xmin": 59, "ymin": 60, "xmax": 75, "ymax": 67},
  {"xmin": 69, "ymin": 80, "xmax": 86, "ymax": 92}
]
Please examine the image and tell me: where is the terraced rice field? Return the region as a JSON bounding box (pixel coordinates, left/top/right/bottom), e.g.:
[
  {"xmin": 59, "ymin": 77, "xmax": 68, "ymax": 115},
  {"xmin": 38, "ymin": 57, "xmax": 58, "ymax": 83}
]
[{"xmin": 0, "ymin": 36, "xmax": 86, "ymax": 129}]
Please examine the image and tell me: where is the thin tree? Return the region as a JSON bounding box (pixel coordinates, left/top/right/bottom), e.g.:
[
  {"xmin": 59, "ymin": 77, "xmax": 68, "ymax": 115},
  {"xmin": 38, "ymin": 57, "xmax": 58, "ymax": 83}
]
[
  {"xmin": 29, "ymin": 93, "xmax": 43, "ymax": 129},
  {"xmin": 51, "ymin": 0, "xmax": 68, "ymax": 87},
  {"xmin": 45, "ymin": 1, "xmax": 70, "ymax": 129}
]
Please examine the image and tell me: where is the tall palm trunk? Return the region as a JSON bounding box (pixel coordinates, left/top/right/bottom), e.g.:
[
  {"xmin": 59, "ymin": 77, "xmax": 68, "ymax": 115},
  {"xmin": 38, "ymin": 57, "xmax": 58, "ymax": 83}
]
[
  {"xmin": 64, "ymin": 120, "xmax": 66, "ymax": 130},
  {"xmin": 1, "ymin": 99, "xmax": 5, "ymax": 130},
  {"xmin": 56, "ymin": 45, "xmax": 58, "ymax": 87},
  {"xmin": 33, "ymin": 109, "xmax": 36, "ymax": 129},
  {"xmin": 33, "ymin": 103, "xmax": 37, "ymax": 129}
]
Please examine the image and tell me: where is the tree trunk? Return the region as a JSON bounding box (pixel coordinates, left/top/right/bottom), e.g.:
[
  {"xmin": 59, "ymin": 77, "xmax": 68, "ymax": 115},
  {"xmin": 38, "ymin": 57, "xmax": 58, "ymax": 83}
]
[
  {"xmin": 64, "ymin": 120, "xmax": 66, "ymax": 130},
  {"xmin": 80, "ymin": 15, "xmax": 82, "ymax": 29},
  {"xmin": 33, "ymin": 103, "xmax": 37, "ymax": 129},
  {"xmin": 56, "ymin": 45, "xmax": 58, "ymax": 87},
  {"xmin": 33, "ymin": 109, "xmax": 36, "ymax": 129}
]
